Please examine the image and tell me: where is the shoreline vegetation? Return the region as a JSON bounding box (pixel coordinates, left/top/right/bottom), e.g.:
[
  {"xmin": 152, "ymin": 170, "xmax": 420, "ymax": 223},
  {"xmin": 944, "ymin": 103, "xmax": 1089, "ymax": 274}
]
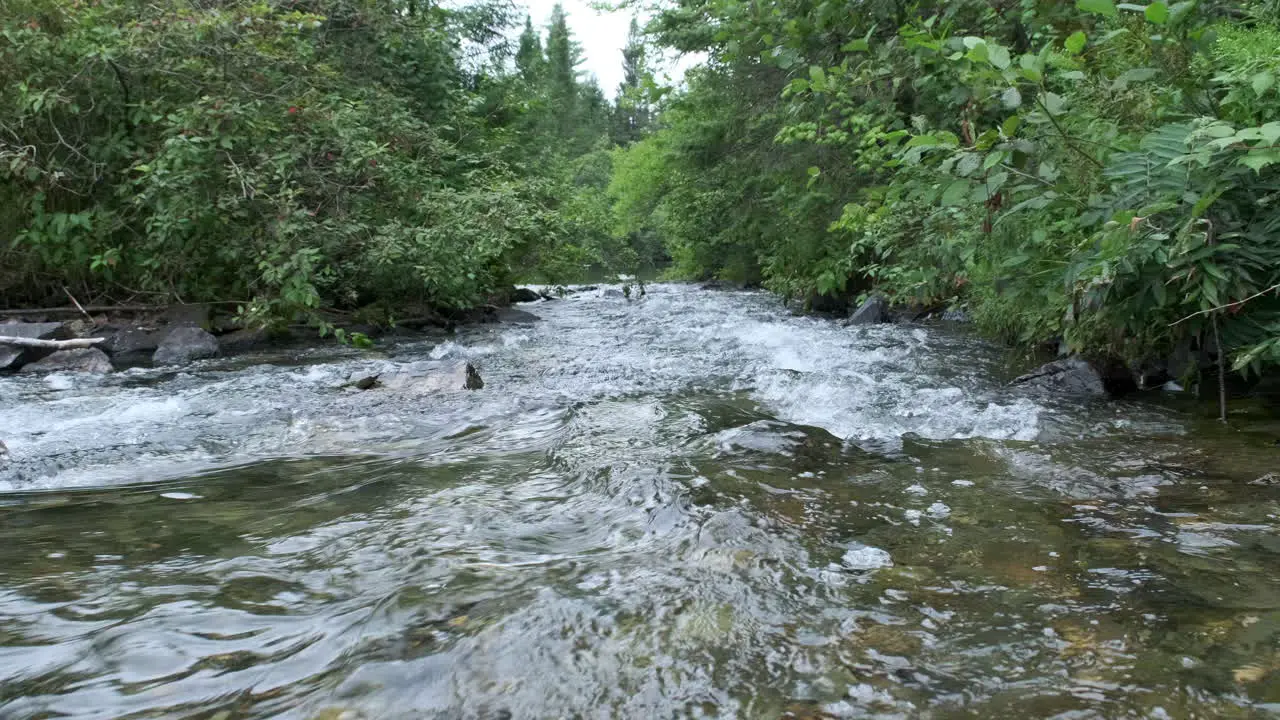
[{"xmin": 4, "ymin": 0, "xmax": 1280, "ymax": 410}]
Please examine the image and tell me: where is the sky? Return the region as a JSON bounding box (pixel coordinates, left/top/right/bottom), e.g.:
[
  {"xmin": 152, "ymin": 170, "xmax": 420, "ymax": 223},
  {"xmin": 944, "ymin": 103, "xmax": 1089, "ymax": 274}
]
[{"xmin": 522, "ymin": 0, "xmax": 635, "ymax": 96}]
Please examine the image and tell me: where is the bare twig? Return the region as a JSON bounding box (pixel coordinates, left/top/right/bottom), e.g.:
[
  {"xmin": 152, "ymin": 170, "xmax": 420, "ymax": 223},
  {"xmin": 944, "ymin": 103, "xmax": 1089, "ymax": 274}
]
[
  {"xmin": 1169, "ymin": 282, "xmax": 1280, "ymax": 326},
  {"xmin": 0, "ymin": 336, "xmax": 105, "ymax": 349},
  {"xmin": 62, "ymin": 287, "xmax": 93, "ymax": 321}
]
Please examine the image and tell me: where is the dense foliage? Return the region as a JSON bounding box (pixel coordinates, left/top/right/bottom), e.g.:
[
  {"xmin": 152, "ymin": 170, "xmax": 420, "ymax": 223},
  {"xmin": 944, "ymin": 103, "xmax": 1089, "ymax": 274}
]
[
  {"xmin": 0, "ymin": 0, "xmax": 641, "ymax": 327},
  {"xmin": 614, "ymin": 0, "xmax": 1280, "ymax": 381}
]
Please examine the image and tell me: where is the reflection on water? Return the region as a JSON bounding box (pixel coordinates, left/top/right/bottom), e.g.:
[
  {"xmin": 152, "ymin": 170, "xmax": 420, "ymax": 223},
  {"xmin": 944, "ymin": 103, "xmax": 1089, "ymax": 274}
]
[{"xmin": 2, "ymin": 285, "xmax": 1279, "ymax": 718}]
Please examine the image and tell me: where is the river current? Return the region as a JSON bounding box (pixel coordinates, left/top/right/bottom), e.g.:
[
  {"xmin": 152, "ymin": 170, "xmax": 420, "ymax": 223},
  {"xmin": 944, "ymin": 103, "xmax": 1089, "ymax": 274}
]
[{"xmin": 2, "ymin": 284, "xmax": 1279, "ymax": 718}]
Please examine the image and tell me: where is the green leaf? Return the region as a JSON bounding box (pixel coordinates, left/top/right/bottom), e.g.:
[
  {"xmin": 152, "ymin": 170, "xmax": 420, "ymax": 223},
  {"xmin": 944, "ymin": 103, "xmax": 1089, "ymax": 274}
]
[
  {"xmin": 1145, "ymin": 1, "xmax": 1169, "ymax": 23},
  {"xmin": 1251, "ymin": 71, "xmax": 1275, "ymax": 98},
  {"xmin": 1002, "ymin": 115, "xmax": 1022, "ymax": 136},
  {"xmin": 966, "ymin": 41, "xmax": 989, "ymax": 64},
  {"xmin": 1260, "ymin": 122, "xmax": 1280, "ymax": 145},
  {"xmin": 987, "ymin": 43, "xmax": 1011, "ymax": 70},
  {"xmin": 906, "ymin": 134, "xmax": 939, "ymax": 147},
  {"xmin": 1001, "ymin": 86, "xmax": 1023, "ymax": 108},
  {"xmin": 1077, "ymin": 0, "xmax": 1117, "ymax": 17},
  {"xmin": 1168, "ymin": 0, "xmax": 1196, "ymax": 24},
  {"xmin": 1065, "ymin": 31, "xmax": 1087, "ymax": 54},
  {"xmin": 808, "ymin": 65, "xmax": 827, "ymax": 91},
  {"xmin": 1240, "ymin": 151, "xmax": 1280, "ymax": 173},
  {"xmin": 1043, "ymin": 92, "xmax": 1065, "ymax": 114},
  {"xmin": 941, "ymin": 180, "xmax": 972, "ymax": 206},
  {"xmin": 841, "ymin": 38, "xmax": 869, "ymax": 52},
  {"xmin": 956, "ymin": 153, "xmax": 982, "ymax": 177}
]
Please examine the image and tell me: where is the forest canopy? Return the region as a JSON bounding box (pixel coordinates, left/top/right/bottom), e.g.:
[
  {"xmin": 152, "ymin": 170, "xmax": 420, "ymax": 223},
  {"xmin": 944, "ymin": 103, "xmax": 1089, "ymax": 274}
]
[{"xmin": 4, "ymin": 0, "xmax": 1280, "ymax": 381}]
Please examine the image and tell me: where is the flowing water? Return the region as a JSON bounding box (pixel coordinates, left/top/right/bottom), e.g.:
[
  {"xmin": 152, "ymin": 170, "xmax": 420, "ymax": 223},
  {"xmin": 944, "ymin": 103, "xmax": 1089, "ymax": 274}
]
[{"xmin": 2, "ymin": 284, "xmax": 1280, "ymax": 719}]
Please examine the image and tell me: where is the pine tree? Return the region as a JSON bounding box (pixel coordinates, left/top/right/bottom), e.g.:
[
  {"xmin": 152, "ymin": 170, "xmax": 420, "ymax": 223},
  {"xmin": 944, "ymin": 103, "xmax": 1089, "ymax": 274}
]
[
  {"xmin": 612, "ymin": 17, "xmax": 651, "ymax": 145},
  {"xmin": 544, "ymin": 3, "xmax": 582, "ymax": 138},
  {"xmin": 515, "ymin": 16, "xmax": 544, "ymax": 82}
]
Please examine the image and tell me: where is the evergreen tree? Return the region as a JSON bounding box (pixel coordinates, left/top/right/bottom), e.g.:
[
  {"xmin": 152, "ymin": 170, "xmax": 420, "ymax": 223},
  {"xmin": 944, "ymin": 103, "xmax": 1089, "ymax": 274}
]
[
  {"xmin": 515, "ymin": 15, "xmax": 544, "ymax": 82},
  {"xmin": 544, "ymin": 4, "xmax": 581, "ymax": 138},
  {"xmin": 611, "ymin": 17, "xmax": 651, "ymax": 145}
]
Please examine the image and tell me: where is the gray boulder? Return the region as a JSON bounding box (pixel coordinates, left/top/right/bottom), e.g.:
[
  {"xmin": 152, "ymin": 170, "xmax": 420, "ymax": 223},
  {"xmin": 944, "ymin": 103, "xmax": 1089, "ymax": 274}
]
[
  {"xmin": 101, "ymin": 327, "xmax": 161, "ymax": 355},
  {"xmin": 602, "ymin": 288, "xmax": 625, "ymax": 298},
  {"xmin": 20, "ymin": 348, "xmax": 113, "ymax": 374},
  {"xmin": 379, "ymin": 360, "xmax": 484, "ymax": 394},
  {"xmin": 1012, "ymin": 357, "xmax": 1106, "ymax": 397},
  {"xmin": 0, "ymin": 321, "xmax": 69, "ymax": 369},
  {"xmin": 848, "ymin": 295, "xmax": 889, "ymax": 325},
  {"xmin": 217, "ymin": 327, "xmax": 270, "ymax": 354},
  {"xmin": 510, "ymin": 287, "xmax": 542, "ymax": 303},
  {"xmin": 153, "ymin": 327, "xmax": 220, "ymax": 366}
]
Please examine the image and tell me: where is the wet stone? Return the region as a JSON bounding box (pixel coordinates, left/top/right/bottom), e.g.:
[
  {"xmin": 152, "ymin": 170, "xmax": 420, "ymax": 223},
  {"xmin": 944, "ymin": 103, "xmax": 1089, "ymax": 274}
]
[
  {"xmin": 153, "ymin": 326, "xmax": 220, "ymax": 366},
  {"xmin": 19, "ymin": 348, "xmax": 113, "ymax": 374}
]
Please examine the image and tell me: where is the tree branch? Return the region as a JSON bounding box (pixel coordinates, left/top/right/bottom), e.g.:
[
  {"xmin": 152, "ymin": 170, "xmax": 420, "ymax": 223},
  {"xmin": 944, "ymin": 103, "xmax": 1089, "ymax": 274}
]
[{"xmin": 0, "ymin": 336, "xmax": 105, "ymax": 349}]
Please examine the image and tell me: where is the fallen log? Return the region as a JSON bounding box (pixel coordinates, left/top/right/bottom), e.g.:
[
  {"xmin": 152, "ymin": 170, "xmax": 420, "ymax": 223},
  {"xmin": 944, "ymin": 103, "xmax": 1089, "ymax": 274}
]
[{"xmin": 0, "ymin": 336, "xmax": 106, "ymax": 349}]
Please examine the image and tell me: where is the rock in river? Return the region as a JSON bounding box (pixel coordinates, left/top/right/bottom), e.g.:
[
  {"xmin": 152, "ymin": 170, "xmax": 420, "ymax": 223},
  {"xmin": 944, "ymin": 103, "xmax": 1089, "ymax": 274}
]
[
  {"xmin": 510, "ymin": 287, "xmax": 542, "ymax": 303},
  {"xmin": 847, "ymin": 295, "xmax": 888, "ymax": 325},
  {"xmin": 0, "ymin": 321, "xmax": 68, "ymax": 370},
  {"xmin": 497, "ymin": 308, "xmax": 541, "ymax": 325},
  {"xmin": 153, "ymin": 327, "xmax": 220, "ymax": 366},
  {"xmin": 378, "ymin": 360, "xmax": 484, "ymax": 394},
  {"xmin": 1012, "ymin": 357, "xmax": 1106, "ymax": 398},
  {"xmin": 19, "ymin": 348, "xmax": 114, "ymax": 374}
]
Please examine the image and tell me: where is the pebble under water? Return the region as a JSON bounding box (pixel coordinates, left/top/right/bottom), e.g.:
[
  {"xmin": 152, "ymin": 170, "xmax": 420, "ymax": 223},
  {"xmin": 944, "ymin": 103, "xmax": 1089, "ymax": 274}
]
[{"xmin": 2, "ymin": 284, "xmax": 1280, "ymax": 719}]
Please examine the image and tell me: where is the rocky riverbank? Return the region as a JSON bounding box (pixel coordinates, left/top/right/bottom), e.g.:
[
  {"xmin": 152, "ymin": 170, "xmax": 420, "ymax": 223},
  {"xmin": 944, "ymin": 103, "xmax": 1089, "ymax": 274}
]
[{"xmin": 0, "ymin": 287, "xmax": 562, "ymax": 375}]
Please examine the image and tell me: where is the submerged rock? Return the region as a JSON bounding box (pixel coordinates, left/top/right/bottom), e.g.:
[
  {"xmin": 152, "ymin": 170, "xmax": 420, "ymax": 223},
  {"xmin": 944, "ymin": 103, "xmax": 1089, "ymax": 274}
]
[
  {"xmin": 510, "ymin": 287, "xmax": 541, "ymax": 303},
  {"xmin": 0, "ymin": 321, "xmax": 68, "ymax": 369},
  {"xmin": 1012, "ymin": 357, "xmax": 1106, "ymax": 397},
  {"xmin": 497, "ymin": 308, "xmax": 541, "ymax": 324},
  {"xmin": 602, "ymin": 288, "xmax": 625, "ymax": 299},
  {"xmin": 847, "ymin": 295, "xmax": 888, "ymax": 325},
  {"xmin": 20, "ymin": 348, "xmax": 113, "ymax": 374},
  {"xmin": 153, "ymin": 327, "xmax": 220, "ymax": 366},
  {"xmin": 941, "ymin": 308, "xmax": 972, "ymax": 323},
  {"xmin": 842, "ymin": 543, "xmax": 893, "ymax": 571}
]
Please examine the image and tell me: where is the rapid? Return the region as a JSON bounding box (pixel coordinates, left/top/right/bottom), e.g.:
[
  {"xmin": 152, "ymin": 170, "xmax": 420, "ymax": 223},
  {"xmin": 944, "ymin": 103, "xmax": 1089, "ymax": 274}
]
[{"xmin": 2, "ymin": 284, "xmax": 1279, "ymax": 718}]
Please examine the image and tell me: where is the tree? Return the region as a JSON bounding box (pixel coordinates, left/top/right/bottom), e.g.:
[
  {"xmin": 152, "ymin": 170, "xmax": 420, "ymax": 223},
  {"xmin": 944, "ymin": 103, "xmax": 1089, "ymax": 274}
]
[
  {"xmin": 612, "ymin": 17, "xmax": 651, "ymax": 145},
  {"xmin": 544, "ymin": 3, "xmax": 582, "ymax": 139},
  {"xmin": 515, "ymin": 15, "xmax": 544, "ymax": 82}
]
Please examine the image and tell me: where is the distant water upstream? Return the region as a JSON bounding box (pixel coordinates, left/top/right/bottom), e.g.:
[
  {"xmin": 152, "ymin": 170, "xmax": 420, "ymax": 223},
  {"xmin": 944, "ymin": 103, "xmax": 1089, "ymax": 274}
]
[{"xmin": 3, "ymin": 284, "xmax": 1280, "ymax": 718}]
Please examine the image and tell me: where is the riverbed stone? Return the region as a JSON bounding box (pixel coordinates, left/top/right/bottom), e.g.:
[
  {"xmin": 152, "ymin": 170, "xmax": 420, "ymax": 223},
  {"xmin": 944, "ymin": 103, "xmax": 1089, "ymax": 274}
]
[
  {"xmin": 153, "ymin": 327, "xmax": 220, "ymax": 366},
  {"xmin": 0, "ymin": 321, "xmax": 70, "ymax": 369},
  {"xmin": 510, "ymin": 287, "xmax": 541, "ymax": 303},
  {"xmin": 19, "ymin": 348, "xmax": 113, "ymax": 374},
  {"xmin": 847, "ymin": 295, "xmax": 889, "ymax": 325},
  {"xmin": 1012, "ymin": 357, "xmax": 1106, "ymax": 397}
]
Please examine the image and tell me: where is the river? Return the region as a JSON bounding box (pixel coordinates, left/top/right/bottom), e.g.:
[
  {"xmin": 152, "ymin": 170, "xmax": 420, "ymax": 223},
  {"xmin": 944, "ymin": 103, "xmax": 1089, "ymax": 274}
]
[{"xmin": 2, "ymin": 284, "xmax": 1279, "ymax": 718}]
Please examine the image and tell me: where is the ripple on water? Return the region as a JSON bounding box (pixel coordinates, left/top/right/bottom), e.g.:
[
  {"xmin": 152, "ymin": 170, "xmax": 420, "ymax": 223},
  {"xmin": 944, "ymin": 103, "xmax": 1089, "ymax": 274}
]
[{"xmin": 3, "ymin": 284, "xmax": 1279, "ymax": 718}]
